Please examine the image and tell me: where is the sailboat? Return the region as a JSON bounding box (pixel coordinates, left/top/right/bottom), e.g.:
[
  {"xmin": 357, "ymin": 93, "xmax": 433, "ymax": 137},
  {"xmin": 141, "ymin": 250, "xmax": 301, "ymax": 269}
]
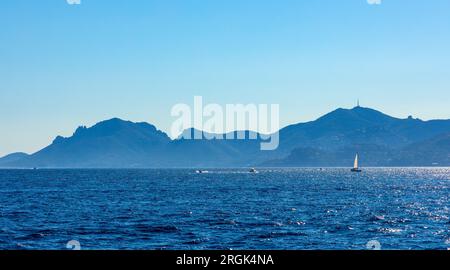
[{"xmin": 351, "ymin": 154, "xmax": 362, "ymax": 172}]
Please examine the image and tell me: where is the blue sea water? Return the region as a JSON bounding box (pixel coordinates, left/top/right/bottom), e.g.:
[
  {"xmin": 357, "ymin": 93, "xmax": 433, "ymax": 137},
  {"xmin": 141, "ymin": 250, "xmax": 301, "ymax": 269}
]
[{"xmin": 0, "ymin": 168, "xmax": 449, "ymax": 250}]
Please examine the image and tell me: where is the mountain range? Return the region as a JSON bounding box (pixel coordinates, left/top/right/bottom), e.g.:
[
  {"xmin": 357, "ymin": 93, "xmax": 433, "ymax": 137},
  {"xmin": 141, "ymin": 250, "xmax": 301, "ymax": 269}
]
[{"xmin": 1, "ymin": 106, "xmax": 449, "ymax": 168}]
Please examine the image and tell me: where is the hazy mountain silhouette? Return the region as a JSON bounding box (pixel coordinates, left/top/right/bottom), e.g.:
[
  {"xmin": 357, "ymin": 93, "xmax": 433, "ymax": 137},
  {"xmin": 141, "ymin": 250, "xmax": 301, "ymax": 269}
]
[
  {"xmin": 169, "ymin": 129, "xmax": 275, "ymax": 167},
  {"xmin": 279, "ymin": 106, "xmax": 450, "ymax": 151},
  {"xmin": 389, "ymin": 132, "xmax": 450, "ymax": 166},
  {"xmin": 0, "ymin": 118, "xmax": 171, "ymax": 168},
  {"xmin": 0, "ymin": 152, "xmax": 29, "ymax": 164},
  {"xmin": 266, "ymin": 106, "xmax": 450, "ymax": 167},
  {"xmin": 1, "ymin": 106, "xmax": 449, "ymax": 168}
]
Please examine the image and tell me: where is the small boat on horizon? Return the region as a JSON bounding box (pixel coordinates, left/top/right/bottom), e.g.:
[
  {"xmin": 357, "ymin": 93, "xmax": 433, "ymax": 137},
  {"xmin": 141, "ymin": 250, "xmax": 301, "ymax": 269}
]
[
  {"xmin": 351, "ymin": 154, "xmax": 362, "ymax": 172},
  {"xmin": 249, "ymin": 168, "xmax": 258, "ymax": 173}
]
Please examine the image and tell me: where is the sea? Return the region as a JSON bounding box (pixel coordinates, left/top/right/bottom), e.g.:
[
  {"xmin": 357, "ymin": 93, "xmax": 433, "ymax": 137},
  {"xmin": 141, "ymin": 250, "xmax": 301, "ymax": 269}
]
[{"xmin": 0, "ymin": 168, "xmax": 448, "ymax": 250}]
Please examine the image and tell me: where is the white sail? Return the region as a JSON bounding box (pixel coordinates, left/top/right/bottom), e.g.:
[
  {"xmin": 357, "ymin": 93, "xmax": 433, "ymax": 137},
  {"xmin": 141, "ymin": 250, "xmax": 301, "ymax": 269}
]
[{"xmin": 353, "ymin": 154, "xmax": 359, "ymax": 169}]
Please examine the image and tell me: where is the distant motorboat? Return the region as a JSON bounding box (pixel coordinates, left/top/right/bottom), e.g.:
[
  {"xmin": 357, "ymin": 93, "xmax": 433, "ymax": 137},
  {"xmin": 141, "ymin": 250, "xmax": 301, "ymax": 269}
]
[
  {"xmin": 351, "ymin": 154, "xmax": 362, "ymax": 172},
  {"xmin": 249, "ymin": 168, "xmax": 258, "ymax": 173},
  {"xmin": 196, "ymin": 170, "xmax": 208, "ymax": 174}
]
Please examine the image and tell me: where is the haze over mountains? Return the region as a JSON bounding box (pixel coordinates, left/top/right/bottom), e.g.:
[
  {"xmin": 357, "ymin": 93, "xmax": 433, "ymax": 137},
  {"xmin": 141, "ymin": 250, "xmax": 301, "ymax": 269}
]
[{"xmin": 1, "ymin": 106, "xmax": 449, "ymax": 168}]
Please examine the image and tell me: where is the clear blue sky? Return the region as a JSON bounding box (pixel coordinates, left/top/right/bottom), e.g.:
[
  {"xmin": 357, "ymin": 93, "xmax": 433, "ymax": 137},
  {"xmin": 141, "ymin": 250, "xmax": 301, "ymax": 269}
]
[{"xmin": 1, "ymin": 0, "xmax": 450, "ymax": 156}]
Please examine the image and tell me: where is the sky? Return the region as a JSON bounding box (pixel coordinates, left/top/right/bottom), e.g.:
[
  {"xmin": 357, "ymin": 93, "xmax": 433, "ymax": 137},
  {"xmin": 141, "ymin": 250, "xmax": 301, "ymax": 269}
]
[{"xmin": 1, "ymin": 0, "xmax": 450, "ymax": 156}]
